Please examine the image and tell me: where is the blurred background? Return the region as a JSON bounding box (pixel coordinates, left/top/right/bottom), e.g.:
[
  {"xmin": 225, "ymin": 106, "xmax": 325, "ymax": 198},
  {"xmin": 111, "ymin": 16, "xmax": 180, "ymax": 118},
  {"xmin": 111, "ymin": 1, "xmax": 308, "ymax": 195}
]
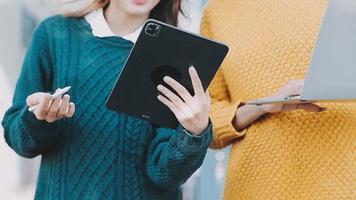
[{"xmin": 0, "ymin": 0, "xmax": 230, "ymax": 200}]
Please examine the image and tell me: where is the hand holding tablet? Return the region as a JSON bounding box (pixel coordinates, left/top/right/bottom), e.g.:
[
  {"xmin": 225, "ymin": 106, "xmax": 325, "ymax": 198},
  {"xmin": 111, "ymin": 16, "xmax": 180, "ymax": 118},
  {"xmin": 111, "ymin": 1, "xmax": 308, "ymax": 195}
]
[
  {"xmin": 107, "ymin": 19, "xmax": 229, "ymax": 128},
  {"xmin": 157, "ymin": 66, "xmax": 211, "ymax": 135}
]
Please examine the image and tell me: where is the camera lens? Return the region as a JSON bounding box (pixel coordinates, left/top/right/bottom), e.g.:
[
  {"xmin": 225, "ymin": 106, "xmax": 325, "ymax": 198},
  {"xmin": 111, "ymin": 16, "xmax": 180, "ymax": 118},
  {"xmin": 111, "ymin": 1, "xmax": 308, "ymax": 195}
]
[{"xmin": 145, "ymin": 23, "xmax": 161, "ymax": 37}]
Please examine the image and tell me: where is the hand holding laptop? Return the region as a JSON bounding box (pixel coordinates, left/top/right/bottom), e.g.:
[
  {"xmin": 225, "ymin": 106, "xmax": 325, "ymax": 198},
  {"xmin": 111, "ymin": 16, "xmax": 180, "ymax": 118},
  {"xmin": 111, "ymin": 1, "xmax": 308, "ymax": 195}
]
[
  {"xmin": 26, "ymin": 87, "xmax": 75, "ymax": 123},
  {"xmin": 248, "ymin": 0, "xmax": 356, "ymax": 105},
  {"xmin": 258, "ymin": 80, "xmax": 325, "ymax": 113},
  {"xmin": 233, "ymin": 80, "xmax": 327, "ymax": 132}
]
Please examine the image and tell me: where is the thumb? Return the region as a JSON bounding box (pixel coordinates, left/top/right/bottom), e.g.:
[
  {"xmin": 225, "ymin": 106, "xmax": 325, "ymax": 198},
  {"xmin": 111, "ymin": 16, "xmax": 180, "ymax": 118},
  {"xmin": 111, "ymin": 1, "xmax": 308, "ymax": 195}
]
[
  {"xmin": 26, "ymin": 93, "xmax": 48, "ymax": 107},
  {"xmin": 26, "ymin": 93, "xmax": 40, "ymax": 107},
  {"xmin": 298, "ymin": 103, "xmax": 325, "ymax": 112}
]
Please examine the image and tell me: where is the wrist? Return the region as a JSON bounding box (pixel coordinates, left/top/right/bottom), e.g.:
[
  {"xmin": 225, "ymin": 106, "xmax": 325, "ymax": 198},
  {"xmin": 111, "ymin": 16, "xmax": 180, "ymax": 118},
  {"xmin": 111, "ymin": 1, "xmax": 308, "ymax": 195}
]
[
  {"xmin": 244, "ymin": 104, "xmax": 269, "ymax": 115},
  {"xmin": 232, "ymin": 104, "xmax": 270, "ymax": 132},
  {"xmin": 179, "ymin": 120, "xmax": 212, "ymax": 138},
  {"xmin": 187, "ymin": 120, "xmax": 210, "ymax": 136}
]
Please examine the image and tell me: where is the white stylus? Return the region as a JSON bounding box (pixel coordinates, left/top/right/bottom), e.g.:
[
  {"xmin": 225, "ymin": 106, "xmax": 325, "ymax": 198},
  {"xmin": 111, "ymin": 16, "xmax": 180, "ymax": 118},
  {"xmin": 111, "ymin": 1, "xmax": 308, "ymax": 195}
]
[{"xmin": 28, "ymin": 86, "xmax": 72, "ymax": 112}]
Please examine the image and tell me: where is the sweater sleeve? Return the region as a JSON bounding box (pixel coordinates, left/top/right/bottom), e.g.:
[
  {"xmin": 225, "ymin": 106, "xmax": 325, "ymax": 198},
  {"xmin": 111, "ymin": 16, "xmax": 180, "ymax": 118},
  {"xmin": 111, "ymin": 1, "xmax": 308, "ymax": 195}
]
[
  {"xmin": 146, "ymin": 123, "xmax": 212, "ymax": 190},
  {"xmin": 1, "ymin": 19, "xmax": 60, "ymax": 158},
  {"xmin": 201, "ymin": 5, "xmax": 245, "ymax": 149}
]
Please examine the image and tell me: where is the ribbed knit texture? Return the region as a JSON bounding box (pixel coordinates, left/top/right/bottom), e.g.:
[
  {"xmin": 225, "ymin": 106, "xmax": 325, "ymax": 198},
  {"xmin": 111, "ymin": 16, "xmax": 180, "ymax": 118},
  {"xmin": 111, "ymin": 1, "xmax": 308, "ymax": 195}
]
[
  {"xmin": 2, "ymin": 16, "xmax": 212, "ymax": 200},
  {"xmin": 203, "ymin": 0, "xmax": 356, "ymax": 199}
]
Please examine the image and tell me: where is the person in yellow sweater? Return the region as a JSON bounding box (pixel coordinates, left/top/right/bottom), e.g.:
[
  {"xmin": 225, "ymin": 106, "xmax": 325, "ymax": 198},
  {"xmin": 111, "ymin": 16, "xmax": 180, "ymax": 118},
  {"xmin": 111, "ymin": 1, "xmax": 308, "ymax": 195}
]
[{"xmin": 202, "ymin": 0, "xmax": 356, "ymax": 199}]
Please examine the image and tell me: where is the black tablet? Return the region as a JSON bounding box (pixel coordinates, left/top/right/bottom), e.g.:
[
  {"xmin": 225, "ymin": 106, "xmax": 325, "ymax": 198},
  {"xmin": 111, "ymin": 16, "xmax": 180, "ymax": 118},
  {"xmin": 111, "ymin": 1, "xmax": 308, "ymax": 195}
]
[{"xmin": 106, "ymin": 19, "xmax": 229, "ymax": 128}]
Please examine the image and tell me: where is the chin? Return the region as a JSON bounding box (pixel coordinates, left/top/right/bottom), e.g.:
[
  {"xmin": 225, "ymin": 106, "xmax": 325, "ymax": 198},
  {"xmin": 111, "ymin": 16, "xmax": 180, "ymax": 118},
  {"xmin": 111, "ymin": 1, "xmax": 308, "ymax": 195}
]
[{"xmin": 118, "ymin": 0, "xmax": 160, "ymax": 16}]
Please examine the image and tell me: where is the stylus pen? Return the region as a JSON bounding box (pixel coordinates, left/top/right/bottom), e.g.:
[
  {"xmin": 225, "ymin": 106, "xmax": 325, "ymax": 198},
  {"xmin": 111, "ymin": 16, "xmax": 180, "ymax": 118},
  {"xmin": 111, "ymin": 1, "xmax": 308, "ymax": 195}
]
[{"xmin": 28, "ymin": 86, "xmax": 71, "ymax": 112}]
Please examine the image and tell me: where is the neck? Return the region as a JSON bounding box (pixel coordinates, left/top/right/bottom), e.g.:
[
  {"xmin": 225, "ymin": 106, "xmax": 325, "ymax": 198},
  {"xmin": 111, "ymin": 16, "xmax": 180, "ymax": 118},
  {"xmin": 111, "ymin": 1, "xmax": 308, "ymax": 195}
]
[{"xmin": 104, "ymin": 3, "xmax": 149, "ymax": 36}]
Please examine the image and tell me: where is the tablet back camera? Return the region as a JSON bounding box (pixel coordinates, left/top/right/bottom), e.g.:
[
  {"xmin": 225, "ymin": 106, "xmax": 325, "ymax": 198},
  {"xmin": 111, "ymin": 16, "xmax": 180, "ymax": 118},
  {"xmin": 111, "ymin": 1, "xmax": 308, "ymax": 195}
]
[{"xmin": 145, "ymin": 23, "xmax": 161, "ymax": 37}]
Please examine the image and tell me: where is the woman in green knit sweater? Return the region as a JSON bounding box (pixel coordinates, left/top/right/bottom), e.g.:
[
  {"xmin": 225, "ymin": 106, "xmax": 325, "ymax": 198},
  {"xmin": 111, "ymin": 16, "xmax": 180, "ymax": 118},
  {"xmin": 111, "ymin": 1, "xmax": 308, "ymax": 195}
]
[{"xmin": 2, "ymin": 0, "xmax": 212, "ymax": 199}]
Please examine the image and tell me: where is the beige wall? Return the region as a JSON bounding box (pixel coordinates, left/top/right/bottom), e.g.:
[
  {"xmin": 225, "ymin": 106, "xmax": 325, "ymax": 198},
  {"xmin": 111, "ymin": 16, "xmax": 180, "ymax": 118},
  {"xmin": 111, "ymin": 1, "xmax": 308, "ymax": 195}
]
[
  {"xmin": 0, "ymin": 64, "xmax": 35, "ymax": 200},
  {"xmin": 0, "ymin": 1, "xmax": 38, "ymax": 199},
  {"xmin": 0, "ymin": 0, "xmax": 22, "ymax": 84}
]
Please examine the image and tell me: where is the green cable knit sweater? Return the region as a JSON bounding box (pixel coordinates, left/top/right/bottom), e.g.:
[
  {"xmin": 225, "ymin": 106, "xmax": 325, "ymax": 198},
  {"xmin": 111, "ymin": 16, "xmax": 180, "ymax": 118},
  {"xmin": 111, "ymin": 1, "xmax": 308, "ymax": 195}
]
[{"xmin": 2, "ymin": 16, "xmax": 212, "ymax": 200}]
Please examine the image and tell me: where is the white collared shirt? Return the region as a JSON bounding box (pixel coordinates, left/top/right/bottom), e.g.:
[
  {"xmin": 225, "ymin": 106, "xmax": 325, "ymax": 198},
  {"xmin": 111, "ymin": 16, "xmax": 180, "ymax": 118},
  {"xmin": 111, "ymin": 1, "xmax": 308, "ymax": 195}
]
[{"xmin": 85, "ymin": 8, "xmax": 142, "ymax": 43}]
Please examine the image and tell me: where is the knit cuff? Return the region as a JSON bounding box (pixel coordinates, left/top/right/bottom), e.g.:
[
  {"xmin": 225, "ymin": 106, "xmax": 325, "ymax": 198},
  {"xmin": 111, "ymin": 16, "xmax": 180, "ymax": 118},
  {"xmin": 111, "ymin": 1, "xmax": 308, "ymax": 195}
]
[
  {"xmin": 21, "ymin": 107, "xmax": 60, "ymax": 144},
  {"xmin": 210, "ymin": 101, "xmax": 246, "ymax": 148},
  {"xmin": 176, "ymin": 121, "xmax": 213, "ymax": 153}
]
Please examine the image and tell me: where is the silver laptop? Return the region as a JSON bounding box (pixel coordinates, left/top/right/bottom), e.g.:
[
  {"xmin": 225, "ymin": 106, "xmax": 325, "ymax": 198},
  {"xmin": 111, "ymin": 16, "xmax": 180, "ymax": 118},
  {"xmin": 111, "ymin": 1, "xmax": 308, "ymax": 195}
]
[{"xmin": 248, "ymin": 0, "xmax": 356, "ymax": 105}]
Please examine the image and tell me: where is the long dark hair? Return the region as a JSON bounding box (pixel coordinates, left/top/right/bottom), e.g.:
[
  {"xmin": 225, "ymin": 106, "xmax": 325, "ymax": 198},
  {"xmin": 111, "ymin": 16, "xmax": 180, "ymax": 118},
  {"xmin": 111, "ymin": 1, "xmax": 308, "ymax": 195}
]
[
  {"xmin": 149, "ymin": 0, "xmax": 184, "ymax": 26},
  {"xmin": 67, "ymin": 0, "xmax": 184, "ymax": 26}
]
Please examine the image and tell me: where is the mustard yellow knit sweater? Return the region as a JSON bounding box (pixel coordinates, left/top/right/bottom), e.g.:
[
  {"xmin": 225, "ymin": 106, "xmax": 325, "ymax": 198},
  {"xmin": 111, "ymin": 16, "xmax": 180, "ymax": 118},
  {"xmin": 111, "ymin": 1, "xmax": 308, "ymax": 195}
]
[{"xmin": 203, "ymin": 0, "xmax": 356, "ymax": 199}]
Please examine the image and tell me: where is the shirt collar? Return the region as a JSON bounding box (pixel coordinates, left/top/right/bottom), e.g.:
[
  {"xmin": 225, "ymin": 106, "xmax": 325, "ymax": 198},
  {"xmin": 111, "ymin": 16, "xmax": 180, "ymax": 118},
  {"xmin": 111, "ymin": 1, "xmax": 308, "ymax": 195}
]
[{"xmin": 85, "ymin": 8, "xmax": 142, "ymax": 43}]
